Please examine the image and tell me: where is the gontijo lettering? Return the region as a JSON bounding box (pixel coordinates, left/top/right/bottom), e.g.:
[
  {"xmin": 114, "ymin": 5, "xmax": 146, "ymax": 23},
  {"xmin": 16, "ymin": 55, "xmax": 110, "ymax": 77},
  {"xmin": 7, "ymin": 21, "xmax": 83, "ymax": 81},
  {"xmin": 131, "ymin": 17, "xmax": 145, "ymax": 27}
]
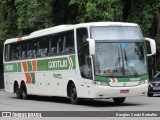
[{"xmin": 48, "ymin": 60, "xmax": 68, "ymax": 69}]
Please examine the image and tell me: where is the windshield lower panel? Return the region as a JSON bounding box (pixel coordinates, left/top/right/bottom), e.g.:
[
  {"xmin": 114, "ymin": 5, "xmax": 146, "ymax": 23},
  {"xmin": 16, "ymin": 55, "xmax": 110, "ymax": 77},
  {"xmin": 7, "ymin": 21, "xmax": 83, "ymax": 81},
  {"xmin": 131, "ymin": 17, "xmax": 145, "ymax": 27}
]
[{"xmin": 94, "ymin": 42, "xmax": 147, "ymax": 77}]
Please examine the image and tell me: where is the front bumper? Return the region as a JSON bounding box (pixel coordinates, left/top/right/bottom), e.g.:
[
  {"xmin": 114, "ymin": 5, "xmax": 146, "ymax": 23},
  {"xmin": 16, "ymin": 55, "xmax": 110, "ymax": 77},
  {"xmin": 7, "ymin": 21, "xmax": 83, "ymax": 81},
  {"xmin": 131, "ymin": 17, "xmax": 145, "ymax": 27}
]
[{"xmin": 90, "ymin": 83, "xmax": 148, "ymax": 98}]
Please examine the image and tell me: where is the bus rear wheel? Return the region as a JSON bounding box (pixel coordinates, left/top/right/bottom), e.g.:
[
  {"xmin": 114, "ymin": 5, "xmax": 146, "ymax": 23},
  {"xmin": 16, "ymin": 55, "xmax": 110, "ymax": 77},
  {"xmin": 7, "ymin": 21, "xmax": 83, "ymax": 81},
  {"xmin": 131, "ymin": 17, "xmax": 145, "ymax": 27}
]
[
  {"xmin": 69, "ymin": 84, "xmax": 80, "ymax": 104},
  {"xmin": 21, "ymin": 83, "xmax": 28, "ymax": 100},
  {"xmin": 113, "ymin": 97, "xmax": 126, "ymax": 104},
  {"xmin": 15, "ymin": 85, "xmax": 22, "ymax": 99}
]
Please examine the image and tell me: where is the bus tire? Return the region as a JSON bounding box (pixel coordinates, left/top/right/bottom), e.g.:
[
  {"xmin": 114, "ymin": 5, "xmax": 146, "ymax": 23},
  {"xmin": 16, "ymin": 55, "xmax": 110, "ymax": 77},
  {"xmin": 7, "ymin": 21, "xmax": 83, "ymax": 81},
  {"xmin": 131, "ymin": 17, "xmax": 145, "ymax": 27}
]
[
  {"xmin": 15, "ymin": 84, "xmax": 22, "ymax": 99},
  {"xmin": 147, "ymin": 93, "xmax": 153, "ymax": 97},
  {"xmin": 113, "ymin": 97, "xmax": 126, "ymax": 104},
  {"xmin": 21, "ymin": 83, "xmax": 28, "ymax": 100},
  {"xmin": 69, "ymin": 84, "xmax": 80, "ymax": 104}
]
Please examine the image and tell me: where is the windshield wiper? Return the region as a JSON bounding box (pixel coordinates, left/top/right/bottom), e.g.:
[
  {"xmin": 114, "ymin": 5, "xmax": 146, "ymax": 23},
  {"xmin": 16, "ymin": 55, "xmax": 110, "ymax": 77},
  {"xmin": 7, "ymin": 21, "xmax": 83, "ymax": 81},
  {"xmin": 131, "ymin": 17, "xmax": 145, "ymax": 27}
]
[
  {"xmin": 123, "ymin": 49, "xmax": 139, "ymax": 76},
  {"xmin": 112, "ymin": 48, "xmax": 123, "ymax": 76},
  {"xmin": 114, "ymin": 48, "xmax": 121, "ymax": 69}
]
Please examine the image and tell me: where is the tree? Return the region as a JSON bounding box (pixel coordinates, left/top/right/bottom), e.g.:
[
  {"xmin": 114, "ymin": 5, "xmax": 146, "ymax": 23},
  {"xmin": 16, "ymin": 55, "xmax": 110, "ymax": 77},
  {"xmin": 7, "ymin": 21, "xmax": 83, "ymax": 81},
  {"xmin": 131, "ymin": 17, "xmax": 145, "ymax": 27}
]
[
  {"xmin": 0, "ymin": 0, "xmax": 18, "ymax": 43},
  {"xmin": 121, "ymin": 0, "xmax": 160, "ymax": 36},
  {"xmin": 15, "ymin": 0, "xmax": 49, "ymax": 35},
  {"xmin": 47, "ymin": 0, "xmax": 78, "ymax": 25},
  {"xmin": 69, "ymin": 0, "xmax": 122, "ymax": 22}
]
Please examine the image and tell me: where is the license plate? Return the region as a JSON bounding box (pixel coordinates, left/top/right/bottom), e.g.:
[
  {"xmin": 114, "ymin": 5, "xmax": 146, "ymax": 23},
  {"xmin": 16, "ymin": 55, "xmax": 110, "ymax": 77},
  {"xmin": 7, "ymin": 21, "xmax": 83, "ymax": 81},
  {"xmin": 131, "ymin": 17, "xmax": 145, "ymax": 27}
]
[
  {"xmin": 153, "ymin": 87, "xmax": 160, "ymax": 90},
  {"xmin": 120, "ymin": 90, "xmax": 129, "ymax": 93}
]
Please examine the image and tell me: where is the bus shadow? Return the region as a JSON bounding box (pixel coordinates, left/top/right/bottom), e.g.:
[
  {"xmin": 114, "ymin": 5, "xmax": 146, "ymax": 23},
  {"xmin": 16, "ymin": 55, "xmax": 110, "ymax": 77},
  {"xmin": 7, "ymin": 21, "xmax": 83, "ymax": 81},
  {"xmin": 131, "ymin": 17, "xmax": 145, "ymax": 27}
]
[
  {"xmin": 10, "ymin": 95, "xmax": 144, "ymax": 107},
  {"xmin": 150, "ymin": 95, "xmax": 160, "ymax": 97},
  {"xmin": 77, "ymin": 99, "xmax": 144, "ymax": 107}
]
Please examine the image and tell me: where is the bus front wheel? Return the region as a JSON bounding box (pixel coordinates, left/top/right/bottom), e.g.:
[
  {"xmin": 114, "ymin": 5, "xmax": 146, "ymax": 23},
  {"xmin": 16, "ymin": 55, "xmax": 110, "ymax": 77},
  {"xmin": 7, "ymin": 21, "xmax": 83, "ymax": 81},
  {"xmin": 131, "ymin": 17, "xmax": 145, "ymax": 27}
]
[
  {"xmin": 69, "ymin": 84, "xmax": 80, "ymax": 104},
  {"xmin": 113, "ymin": 97, "xmax": 126, "ymax": 104}
]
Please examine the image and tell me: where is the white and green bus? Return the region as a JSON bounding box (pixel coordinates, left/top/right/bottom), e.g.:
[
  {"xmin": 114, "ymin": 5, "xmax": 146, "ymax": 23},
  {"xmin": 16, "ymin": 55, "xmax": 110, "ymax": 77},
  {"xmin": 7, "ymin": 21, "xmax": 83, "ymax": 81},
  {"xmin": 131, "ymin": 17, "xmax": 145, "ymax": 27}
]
[{"xmin": 3, "ymin": 22, "xmax": 156, "ymax": 104}]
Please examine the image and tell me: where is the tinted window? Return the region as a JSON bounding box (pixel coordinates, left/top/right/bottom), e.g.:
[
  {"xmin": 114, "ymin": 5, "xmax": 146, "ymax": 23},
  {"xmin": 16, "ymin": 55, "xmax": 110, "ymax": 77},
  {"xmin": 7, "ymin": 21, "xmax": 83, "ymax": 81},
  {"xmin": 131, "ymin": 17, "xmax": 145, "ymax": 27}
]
[
  {"xmin": 11, "ymin": 43, "xmax": 21, "ymax": 60},
  {"xmin": 49, "ymin": 30, "xmax": 75, "ymax": 56},
  {"xmin": 5, "ymin": 30, "xmax": 75, "ymax": 61},
  {"xmin": 38, "ymin": 36, "xmax": 49, "ymax": 57},
  {"xmin": 76, "ymin": 28, "xmax": 92, "ymax": 79},
  {"xmin": 27, "ymin": 39, "xmax": 38, "ymax": 59},
  {"xmin": 21, "ymin": 41, "xmax": 28, "ymax": 59},
  {"xmin": 5, "ymin": 44, "xmax": 11, "ymax": 61},
  {"xmin": 61, "ymin": 30, "xmax": 75, "ymax": 54}
]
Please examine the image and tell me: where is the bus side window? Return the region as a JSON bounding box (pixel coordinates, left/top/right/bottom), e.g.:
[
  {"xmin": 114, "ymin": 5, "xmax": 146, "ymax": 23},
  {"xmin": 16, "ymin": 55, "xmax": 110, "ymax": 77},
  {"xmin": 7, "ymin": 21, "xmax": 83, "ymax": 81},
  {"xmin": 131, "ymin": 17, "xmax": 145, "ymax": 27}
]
[
  {"xmin": 5, "ymin": 44, "xmax": 11, "ymax": 61},
  {"xmin": 57, "ymin": 38, "xmax": 62, "ymax": 54},
  {"xmin": 49, "ymin": 35, "xmax": 59, "ymax": 56},
  {"xmin": 27, "ymin": 39, "xmax": 38, "ymax": 59},
  {"xmin": 11, "ymin": 43, "xmax": 21, "ymax": 60},
  {"xmin": 61, "ymin": 30, "xmax": 75, "ymax": 54},
  {"xmin": 21, "ymin": 41, "xmax": 28, "ymax": 59},
  {"xmin": 39, "ymin": 36, "xmax": 49, "ymax": 57},
  {"xmin": 77, "ymin": 28, "xmax": 92, "ymax": 79}
]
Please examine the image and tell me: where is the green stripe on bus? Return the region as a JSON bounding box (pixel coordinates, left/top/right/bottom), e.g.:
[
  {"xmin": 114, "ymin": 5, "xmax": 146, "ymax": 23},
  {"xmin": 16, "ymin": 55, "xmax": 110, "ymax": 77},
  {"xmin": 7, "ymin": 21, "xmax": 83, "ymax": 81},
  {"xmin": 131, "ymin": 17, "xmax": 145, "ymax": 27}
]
[
  {"xmin": 37, "ymin": 59, "xmax": 48, "ymax": 71},
  {"xmin": 4, "ymin": 55, "xmax": 76, "ymax": 72},
  {"xmin": 95, "ymin": 74, "xmax": 148, "ymax": 82},
  {"xmin": 30, "ymin": 73, "xmax": 35, "ymax": 84},
  {"xmin": 17, "ymin": 62, "xmax": 22, "ymax": 72},
  {"xmin": 94, "ymin": 76, "xmax": 110, "ymax": 82},
  {"xmin": 27, "ymin": 61, "xmax": 32, "ymax": 71},
  {"xmin": 117, "ymin": 75, "xmax": 148, "ymax": 82}
]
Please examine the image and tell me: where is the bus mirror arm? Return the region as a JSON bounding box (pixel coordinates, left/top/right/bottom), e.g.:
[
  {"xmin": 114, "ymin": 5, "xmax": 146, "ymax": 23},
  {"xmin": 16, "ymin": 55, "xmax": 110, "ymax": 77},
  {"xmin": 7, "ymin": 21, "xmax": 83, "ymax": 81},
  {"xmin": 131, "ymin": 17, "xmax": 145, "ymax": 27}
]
[
  {"xmin": 89, "ymin": 54, "xmax": 95, "ymax": 81},
  {"xmin": 87, "ymin": 38, "xmax": 95, "ymax": 80},
  {"xmin": 144, "ymin": 38, "xmax": 156, "ymax": 56},
  {"xmin": 86, "ymin": 38, "xmax": 95, "ymax": 56}
]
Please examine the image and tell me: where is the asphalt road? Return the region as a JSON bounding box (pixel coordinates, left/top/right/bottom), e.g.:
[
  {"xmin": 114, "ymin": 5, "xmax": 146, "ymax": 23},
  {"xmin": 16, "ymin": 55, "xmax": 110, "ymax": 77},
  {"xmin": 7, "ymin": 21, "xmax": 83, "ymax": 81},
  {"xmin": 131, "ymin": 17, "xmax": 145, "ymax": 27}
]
[{"xmin": 0, "ymin": 90, "xmax": 160, "ymax": 120}]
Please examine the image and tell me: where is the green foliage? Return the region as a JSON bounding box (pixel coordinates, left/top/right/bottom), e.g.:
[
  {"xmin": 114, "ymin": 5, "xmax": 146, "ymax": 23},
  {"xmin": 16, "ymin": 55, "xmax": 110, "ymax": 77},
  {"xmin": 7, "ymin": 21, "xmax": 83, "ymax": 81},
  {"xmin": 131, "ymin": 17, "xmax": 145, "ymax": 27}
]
[
  {"xmin": 0, "ymin": 0, "xmax": 160, "ymax": 76},
  {"xmin": 69, "ymin": 0, "xmax": 122, "ymax": 22},
  {"xmin": 0, "ymin": 0, "xmax": 159, "ymax": 43},
  {"xmin": 47, "ymin": 0, "xmax": 78, "ymax": 25},
  {"xmin": 0, "ymin": 0, "xmax": 17, "ymax": 42},
  {"xmin": 126, "ymin": 0, "xmax": 160, "ymax": 35},
  {"xmin": 15, "ymin": 0, "xmax": 49, "ymax": 35}
]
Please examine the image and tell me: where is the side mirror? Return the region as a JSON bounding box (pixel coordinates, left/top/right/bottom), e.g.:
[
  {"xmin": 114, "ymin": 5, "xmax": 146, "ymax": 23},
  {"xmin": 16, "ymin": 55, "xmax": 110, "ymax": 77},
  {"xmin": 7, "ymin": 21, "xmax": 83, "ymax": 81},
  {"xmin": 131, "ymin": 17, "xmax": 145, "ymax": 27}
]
[
  {"xmin": 87, "ymin": 38, "xmax": 95, "ymax": 56},
  {"xmin": 144, "ymin": 38, "xmax": 156, "ymax": 56}
]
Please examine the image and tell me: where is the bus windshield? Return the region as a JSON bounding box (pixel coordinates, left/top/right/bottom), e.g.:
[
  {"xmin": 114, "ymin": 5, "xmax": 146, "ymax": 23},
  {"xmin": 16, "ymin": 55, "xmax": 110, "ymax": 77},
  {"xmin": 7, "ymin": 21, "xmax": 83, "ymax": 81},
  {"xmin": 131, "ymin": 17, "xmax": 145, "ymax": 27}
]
[{"xmin": 94, "ymin": 42, "xmax": 147, "ymax": 76}]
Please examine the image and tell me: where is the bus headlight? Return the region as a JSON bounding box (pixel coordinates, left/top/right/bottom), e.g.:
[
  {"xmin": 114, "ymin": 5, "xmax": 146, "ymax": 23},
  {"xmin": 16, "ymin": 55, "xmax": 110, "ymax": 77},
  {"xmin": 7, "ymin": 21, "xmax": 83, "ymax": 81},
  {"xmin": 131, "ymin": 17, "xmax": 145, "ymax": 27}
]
[
  {"xmin": 139, "ymin": 80, "xmax": 148, "ymax": 85},
  {"xmin": 93, "ymin": 81, "xmax": 110, "ymax": 86}
]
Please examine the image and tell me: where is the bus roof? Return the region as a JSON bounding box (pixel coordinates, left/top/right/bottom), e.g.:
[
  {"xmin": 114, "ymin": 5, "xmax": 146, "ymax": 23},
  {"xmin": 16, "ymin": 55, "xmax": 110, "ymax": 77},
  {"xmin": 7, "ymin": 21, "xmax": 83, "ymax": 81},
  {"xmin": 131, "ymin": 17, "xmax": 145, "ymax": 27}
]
[{"xmin": 4, "ymin": 22, "xmax": 139, "ymax": 44}]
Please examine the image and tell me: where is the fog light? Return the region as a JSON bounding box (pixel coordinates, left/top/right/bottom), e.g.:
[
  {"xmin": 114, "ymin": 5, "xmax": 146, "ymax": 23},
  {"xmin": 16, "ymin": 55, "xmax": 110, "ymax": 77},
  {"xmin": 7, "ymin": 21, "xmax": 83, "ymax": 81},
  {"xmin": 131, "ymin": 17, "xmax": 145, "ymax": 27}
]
[
  {"xmin": 93, "ymin": 81, "xmax": 110, "ymax": 86},
  {"xmin": 139, "ymin": 79, "xmax": 148, "ymax": 85}
]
